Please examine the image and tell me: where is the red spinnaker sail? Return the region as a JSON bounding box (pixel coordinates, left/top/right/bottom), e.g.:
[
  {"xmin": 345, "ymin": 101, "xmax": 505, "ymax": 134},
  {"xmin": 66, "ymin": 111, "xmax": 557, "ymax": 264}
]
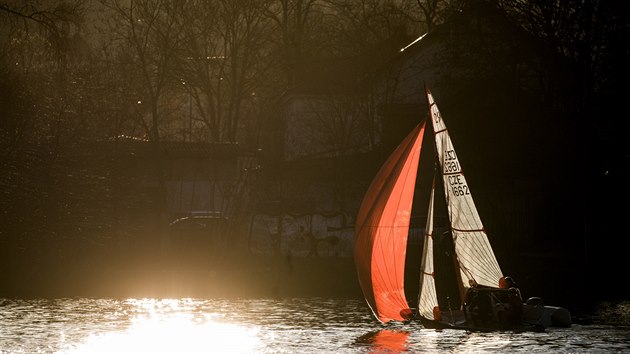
[{"xmin": 354, "ymin": 121, "xmax": 426, "ymax": 323}]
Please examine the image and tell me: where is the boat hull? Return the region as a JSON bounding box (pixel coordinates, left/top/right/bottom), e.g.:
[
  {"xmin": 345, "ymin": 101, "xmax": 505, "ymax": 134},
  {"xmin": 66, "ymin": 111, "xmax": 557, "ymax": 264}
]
[
  {"xmin": 417, "ymin": 302, "xmax": 571, "ymax": 333},
  {"xmin": 522, "ymin": 303, "xmax": 572, "ymax": 328},
  {"xmin": 418, "ymin": 312, "xmax": 545, "ymax": 333}
]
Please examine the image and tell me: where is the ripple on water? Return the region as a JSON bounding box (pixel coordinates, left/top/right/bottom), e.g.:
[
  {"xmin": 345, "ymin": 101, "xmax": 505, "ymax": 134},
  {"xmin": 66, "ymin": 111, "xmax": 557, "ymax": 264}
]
[{"xmin": 1, "ymin": 298, "xmax": 630, "ymax": 353}]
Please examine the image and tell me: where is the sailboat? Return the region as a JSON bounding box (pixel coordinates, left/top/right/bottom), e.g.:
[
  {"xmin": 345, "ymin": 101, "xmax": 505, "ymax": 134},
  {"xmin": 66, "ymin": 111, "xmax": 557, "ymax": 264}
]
[{"xmin": 354, "ymin": 85, "xmax": 571, "ymax": 331}]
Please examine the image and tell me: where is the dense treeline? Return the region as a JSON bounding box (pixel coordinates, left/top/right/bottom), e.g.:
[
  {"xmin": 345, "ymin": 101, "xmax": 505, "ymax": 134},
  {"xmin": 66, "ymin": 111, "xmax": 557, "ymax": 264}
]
[{"xmin": 0, "ymin": 0, "xmax": 628, "ymax": 298}]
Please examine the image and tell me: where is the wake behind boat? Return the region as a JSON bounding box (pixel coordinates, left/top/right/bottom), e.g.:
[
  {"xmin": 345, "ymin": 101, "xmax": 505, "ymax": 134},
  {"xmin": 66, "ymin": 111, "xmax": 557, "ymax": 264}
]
[{"xmin": 354, "ymin": 84, "xmax": 571, "ymax": 332}]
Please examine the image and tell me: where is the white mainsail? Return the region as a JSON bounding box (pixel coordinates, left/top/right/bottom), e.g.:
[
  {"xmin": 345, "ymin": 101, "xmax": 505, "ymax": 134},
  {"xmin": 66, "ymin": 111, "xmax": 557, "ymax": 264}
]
[{"xmin": 426, "ymin": 88, "xmax": 503, "ymax": 291}]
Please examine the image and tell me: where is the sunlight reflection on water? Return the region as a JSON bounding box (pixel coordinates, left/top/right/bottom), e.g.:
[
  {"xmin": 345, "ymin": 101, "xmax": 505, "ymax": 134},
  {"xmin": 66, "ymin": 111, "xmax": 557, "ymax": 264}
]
[
  {"xmin": 66, "ymin": 313, "xmax": 259, "ymax": 353},
  {"xmin": 62, "ymin": 298, "xmax": 260, "ymax": 353},
  {"xmin": 1, "ymin": 298, "xmax": 630, "ymax": 353}
]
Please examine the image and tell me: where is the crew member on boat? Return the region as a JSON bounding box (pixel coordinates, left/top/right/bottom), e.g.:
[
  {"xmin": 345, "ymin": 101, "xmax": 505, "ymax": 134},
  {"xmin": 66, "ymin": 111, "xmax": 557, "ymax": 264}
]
[
  {"xmin": 463, "ymin": 276, "xmax": 524, "ymax": 327},
  {"xmin": 498, "ymin": 276, "xmax": 523, "ymax": 325},
  {"xmin": 463, "ymin": 280, "xmax": 493, "ymax": 326}
]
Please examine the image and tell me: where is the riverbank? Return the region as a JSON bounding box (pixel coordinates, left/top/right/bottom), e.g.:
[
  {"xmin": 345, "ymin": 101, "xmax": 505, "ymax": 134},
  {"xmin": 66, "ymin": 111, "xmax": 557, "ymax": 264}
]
[{"xmin": 0, "ymin": 252, "xmax": 362, "ymax": 300}]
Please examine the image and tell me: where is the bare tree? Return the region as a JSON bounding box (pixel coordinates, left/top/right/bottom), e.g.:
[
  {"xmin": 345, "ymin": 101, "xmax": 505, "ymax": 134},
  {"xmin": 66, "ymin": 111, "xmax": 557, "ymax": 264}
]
[
  {"xmin": 103, "ymin": 0, "xmax": 184, "ymax": 142},
  {"xmin": 413, "ymin": 0, "xmax": 451, "ymax": 32},
  {"xmin": 0, "ymin": 0, "xmax": 101, "ymax": 275},
  {"xmin": 178, "ymin": 0, "xmax": 274, "ymax": 143},
  {"xmin": 266, "ymin": 0, "xmax": 327, "ymax": 86},
  {"xmin": 0, "ymin": 1, "xmax": 84, "ymax": 37},
  {"xmin": 503, "ymin": 0, "xmax": 627, "ymax": 103}
]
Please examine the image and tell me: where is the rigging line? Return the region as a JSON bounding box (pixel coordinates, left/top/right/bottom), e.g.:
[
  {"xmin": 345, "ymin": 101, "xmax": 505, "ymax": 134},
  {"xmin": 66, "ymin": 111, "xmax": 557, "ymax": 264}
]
[
  {"xmin": 452, "ymin": 227, "xmax": 485, "ymax": 232},
  {"xmin": 458, "ymin": 260, "xmax": 476, "ymax": 282},
  {"xmin": 434, "ymin": 128, "xmax": 447, "ymax": 135}
]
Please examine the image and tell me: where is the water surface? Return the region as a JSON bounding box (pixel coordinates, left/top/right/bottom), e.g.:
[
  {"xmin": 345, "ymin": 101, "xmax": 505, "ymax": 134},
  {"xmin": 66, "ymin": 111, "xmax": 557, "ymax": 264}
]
[{"xmin": 1, "ymin": 298, "xmax": 629, "ymax": 353}]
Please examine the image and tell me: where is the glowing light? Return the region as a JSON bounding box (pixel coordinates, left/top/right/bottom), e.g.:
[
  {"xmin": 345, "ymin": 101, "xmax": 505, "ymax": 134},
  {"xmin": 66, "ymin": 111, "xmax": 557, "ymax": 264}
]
[
  {"xmin": 62, "ymin": 299, "xmax": 260, "ymax": 353},
  {"xmin": 400, "ymin": 33, "xmax": 428, "ymax": 52}
]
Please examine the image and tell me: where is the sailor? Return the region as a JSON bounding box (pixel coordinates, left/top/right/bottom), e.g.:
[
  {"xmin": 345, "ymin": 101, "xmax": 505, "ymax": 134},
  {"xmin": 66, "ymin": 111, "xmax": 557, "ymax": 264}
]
[
  {"xmin": 499, "ymin": 276, "xmax": 523, "ymax": 325},
  {"xmin": 499, "ymin": 276, "xmax": 515, "ymax": 289},
  {"xmin": 464, "ymin": 279, "xmax": 493, "ymax": 326},
  {"xmin": 499, "ymin": 276, "xmax": 522, "ymax": 298}
]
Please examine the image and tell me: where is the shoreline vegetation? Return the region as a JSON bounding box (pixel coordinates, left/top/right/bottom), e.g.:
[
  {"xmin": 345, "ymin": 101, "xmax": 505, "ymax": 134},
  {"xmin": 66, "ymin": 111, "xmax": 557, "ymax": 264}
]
[{"xmin": 0, "ymin": 249, "xmax": 361, "ymax": 300}]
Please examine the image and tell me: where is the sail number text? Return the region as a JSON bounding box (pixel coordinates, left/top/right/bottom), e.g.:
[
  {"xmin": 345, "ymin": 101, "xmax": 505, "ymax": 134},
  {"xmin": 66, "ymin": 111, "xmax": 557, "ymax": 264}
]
[
  {"xmin": 448, "ymin": 175, "xmax": 470, "ymax": 197},
  {"xmin": 432, "ymin": 109, "xmax": 441, "ymax": 124},
  {"xmin": 443, "ymin": 149, "xmax": 460, "ymax": 173},
  {"xmin": 444, "ymin": 149, "xmax": 469, "ymax": 197},
  {"xmin": 444, "ymin": 160, "xmax": 459, "ymax": 172}
]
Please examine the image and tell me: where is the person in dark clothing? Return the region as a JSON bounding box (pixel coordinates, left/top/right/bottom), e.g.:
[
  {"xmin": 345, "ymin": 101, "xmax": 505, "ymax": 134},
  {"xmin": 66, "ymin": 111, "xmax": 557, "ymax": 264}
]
[
  {"xmin": 463, "ymin": 285, "xmax": 493, "ymax": 326},
  {"xmin": 499, "ymin": 276, "xmax": 523, "ymax": 325}
]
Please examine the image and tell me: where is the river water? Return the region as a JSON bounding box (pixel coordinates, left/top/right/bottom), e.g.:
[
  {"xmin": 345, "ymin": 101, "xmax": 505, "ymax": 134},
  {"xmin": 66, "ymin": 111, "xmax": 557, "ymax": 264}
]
[{"xmin": 1, "ymin": 297, "xmax": 629, "ymax": 353}]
